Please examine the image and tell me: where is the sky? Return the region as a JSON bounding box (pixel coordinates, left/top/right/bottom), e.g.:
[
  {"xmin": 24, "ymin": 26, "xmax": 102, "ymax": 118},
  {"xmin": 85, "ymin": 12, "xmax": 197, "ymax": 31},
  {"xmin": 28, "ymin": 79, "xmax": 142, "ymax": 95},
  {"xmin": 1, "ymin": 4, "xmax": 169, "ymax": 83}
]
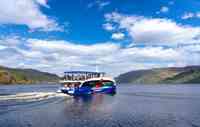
[{"xmin": 0, "ymin": 0, "xmax": 200, "ymax": 76}]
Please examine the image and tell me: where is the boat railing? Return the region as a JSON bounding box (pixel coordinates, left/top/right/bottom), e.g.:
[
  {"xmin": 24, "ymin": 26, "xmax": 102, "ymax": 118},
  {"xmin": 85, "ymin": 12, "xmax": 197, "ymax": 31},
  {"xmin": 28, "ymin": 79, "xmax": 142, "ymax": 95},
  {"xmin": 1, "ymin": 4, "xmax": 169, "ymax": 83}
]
[{"xmin": 62, "ymin": 71, "xmax": 106, "ymax": 81}]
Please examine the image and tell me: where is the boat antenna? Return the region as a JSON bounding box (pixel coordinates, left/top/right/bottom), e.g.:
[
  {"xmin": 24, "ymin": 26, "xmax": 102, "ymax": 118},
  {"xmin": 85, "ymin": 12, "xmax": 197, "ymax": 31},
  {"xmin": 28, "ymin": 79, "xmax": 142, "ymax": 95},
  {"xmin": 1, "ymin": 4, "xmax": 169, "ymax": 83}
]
[{"xmin": 95, "ymin": 65, "xmax": 99, "ymax": 72}]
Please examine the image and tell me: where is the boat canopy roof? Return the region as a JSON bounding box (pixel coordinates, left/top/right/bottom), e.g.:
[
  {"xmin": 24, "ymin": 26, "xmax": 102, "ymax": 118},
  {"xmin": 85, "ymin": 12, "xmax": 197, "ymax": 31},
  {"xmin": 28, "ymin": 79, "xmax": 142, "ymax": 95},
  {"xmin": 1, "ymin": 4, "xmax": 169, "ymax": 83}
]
[
  {"xmin": 62, "ymin": 71, "xmax": 106, "ymax": 82},
  {"xmin": 64, "ymin": 71, "xmax": 105, "ymax": 75}
]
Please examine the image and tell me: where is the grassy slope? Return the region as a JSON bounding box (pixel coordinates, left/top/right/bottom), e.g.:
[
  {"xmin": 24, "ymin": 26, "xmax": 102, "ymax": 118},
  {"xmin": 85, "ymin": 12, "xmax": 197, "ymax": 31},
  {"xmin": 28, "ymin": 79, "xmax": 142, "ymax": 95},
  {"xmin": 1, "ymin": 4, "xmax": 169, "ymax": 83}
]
[
  {"xmin": 116, "ymin": 66, "xmax": 200, "ymax": 84},
  {"xmin": 163, "ymin": 69, "xmax": 200, "ymax": 84},
  {"xmin": 0, "ymin": 66, "xmax": 59, "ymax": 84}
]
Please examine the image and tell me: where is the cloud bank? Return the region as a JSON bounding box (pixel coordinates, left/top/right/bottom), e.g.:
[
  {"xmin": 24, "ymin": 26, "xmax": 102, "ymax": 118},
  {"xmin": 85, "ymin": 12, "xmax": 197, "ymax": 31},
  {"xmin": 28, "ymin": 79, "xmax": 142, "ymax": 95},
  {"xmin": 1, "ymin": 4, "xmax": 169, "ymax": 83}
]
[
  {"xmin": 104, "ymin": 12, "xmax": 200, "ymax": 45},
  {"xmin": 0, "ymin": 36, "xmax": 199, "ymax": 76},
  {"xmin": 0, "ymin": 12, "xmax": 200, "ymax": 76},
  {"xmin": 0, "ymin": 0, "xmax": 61, "ymax": 31}
]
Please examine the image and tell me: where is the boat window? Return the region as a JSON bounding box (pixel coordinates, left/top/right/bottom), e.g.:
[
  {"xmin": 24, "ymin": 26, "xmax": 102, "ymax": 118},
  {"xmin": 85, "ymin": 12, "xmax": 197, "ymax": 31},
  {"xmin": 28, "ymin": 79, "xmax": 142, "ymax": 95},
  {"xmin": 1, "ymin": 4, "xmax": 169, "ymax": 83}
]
[
  {"xmin": 102, "ymin": 81, "xmax": 114, "ymax": 86},
  {"xmin": 62, "ymin": 82, "xmax": 81, "ymax": 87},
  {"xmin": 82, "ymin": 80, "xmax": 114, "ymax": 87},
  {"xmin": 82, "ymin": 81, "xmax": 101, "ymax": 88}
]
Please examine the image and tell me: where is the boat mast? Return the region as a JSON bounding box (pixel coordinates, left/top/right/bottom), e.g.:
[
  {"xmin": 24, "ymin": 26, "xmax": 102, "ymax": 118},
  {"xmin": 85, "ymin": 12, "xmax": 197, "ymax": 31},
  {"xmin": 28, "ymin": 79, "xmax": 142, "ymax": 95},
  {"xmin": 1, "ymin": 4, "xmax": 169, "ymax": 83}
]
[{"xmin": 95, "ymin": 60, "xmax": 99, "ymax": 73}]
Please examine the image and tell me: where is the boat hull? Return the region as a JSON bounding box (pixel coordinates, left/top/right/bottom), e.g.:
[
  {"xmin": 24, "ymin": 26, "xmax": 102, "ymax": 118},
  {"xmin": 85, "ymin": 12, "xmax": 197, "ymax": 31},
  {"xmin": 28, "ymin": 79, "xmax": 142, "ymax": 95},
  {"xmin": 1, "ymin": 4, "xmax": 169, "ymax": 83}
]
[{"xmin": 61, "ymin": 86, "xmax": 116, "ymax": 96}]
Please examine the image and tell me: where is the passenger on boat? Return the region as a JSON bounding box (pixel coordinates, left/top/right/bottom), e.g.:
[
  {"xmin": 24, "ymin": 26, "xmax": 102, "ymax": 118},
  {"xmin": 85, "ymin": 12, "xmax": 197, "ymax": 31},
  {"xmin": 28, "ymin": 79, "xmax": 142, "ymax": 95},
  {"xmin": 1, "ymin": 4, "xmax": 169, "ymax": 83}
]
[{"xmin": 95, "ymin": 81, "xmax": 102, "ymax": 88}]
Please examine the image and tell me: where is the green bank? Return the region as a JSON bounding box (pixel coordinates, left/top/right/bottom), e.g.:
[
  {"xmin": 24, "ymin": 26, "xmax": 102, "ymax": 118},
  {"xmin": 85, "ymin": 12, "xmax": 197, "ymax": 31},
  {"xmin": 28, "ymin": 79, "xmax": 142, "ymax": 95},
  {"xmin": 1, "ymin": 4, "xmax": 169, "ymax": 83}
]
[
  {"xmin": 116, "ymin": 66, "xmax": 200, "ymax": 84},
  {"xmin": 0, "ymin": 66, "xmax": 59, "ymax": 84}
]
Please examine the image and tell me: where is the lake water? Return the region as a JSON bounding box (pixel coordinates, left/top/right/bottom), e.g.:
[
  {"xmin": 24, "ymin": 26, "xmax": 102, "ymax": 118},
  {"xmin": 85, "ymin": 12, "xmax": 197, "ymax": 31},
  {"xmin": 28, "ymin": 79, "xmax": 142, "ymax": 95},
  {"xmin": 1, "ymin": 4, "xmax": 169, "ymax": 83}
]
[{"xmin": 1, "ymin": 84, "xmax": 200, "ymax": 127}]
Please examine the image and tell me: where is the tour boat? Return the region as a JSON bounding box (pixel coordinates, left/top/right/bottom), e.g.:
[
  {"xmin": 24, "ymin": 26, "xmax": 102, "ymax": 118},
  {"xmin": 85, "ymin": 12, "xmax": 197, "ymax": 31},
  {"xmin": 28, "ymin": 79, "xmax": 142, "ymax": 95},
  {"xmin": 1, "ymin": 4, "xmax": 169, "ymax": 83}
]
[{"xmin": 59, "ymin": 71, "xmax": 116, "ymax": 96}]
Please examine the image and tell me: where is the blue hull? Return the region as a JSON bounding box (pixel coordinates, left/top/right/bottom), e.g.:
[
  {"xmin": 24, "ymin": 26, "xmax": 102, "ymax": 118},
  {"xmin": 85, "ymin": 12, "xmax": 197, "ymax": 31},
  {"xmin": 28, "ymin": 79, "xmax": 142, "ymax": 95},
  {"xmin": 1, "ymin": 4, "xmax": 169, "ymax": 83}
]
[{"xmin": 61, "ymin": 86, "xmax": 116, "ymax": 96}]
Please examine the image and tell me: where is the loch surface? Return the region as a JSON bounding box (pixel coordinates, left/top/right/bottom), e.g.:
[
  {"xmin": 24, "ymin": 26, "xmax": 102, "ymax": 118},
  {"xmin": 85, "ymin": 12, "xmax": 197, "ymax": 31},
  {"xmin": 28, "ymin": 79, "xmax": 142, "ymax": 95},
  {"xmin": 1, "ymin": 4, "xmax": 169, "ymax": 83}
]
[{"xmin": 1, "ymin": 84, "xmax": 200, "ymax": 127}]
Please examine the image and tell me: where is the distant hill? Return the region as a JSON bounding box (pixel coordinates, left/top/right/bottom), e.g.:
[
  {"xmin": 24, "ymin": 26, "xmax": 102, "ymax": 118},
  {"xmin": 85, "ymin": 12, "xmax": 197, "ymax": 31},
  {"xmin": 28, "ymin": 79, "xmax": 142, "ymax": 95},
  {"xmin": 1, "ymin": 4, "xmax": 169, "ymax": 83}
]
[
  {"xmin": 0, "ymin": 66, "xmax": 59, "ymax": 84},
  {"xmin": 116, "ymin": 66, "xmax": 200, "ymax": 84}
]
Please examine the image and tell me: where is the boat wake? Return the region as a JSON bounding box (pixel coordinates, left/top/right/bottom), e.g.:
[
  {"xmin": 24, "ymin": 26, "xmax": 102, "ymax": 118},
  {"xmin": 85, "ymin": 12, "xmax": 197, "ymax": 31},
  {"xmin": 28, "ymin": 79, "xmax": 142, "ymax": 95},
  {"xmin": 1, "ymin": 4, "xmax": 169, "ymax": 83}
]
[
  {"xmin": 0, "ymin": 92, "xmax": 69, "ymax": 102},
  {"xmin": 0, "ymin": 92, "xmax": 70, "ymax": 115}
]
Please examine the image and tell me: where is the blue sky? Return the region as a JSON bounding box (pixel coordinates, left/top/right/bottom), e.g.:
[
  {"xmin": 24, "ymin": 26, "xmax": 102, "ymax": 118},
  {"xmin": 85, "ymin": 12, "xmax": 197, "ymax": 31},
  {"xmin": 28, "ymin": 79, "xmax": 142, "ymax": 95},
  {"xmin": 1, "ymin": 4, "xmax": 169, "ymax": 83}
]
[{"xmin": 0, "ymin": 0, "xmax": 200, "ymax": 76}]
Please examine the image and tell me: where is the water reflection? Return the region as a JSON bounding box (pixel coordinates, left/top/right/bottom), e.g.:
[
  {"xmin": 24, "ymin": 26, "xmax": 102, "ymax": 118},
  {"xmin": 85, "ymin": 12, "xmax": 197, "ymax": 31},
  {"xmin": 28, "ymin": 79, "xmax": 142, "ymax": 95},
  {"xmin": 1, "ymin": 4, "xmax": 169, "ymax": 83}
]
[{"xmin": 62, "ymin": 93, "xmax": 116, "ymax": 119}]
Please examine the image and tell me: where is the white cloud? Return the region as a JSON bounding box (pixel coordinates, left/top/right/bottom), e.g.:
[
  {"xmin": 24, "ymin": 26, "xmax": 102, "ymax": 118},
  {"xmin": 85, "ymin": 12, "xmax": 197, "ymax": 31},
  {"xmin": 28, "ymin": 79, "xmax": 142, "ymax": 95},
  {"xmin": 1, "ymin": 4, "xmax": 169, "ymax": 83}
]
[
  {"xmin": 156, "ymin": 6, "xmax": 169, "ymax": 14},
  {"xmin": 181, "ymin": 12, "xmax": 200, "ymax": 20},
  {"xmin": 160, "ymin": 6, "xmax": 169, "ymax": 13},
  {"xmin": 0, "ymin": 36, "xmax": 21, "ymax": 47},
  {"xmin": 0, "ymin": 0, "xmax": 62, "ymax": 31},
  {"xmin": 181, "ymin": 12, "xmax": 194, "ymax": 19},
  {"xmin": 103, "ymin": 23, "xmax": 115, "ymax": 31},
  {"xmin": 26, "ymin": 39, "xmax": 120, "ymax": 57},
  {"xmin": 0, "ymin": 37, "xmax": 122, "ymax": 75},
  {"xmin": 88, "ymin": 1, "xmax": 110, "ymax": 9},
  {"xmin": 98, "ymin": 1, "xmax": 110, "ymax": 8},
  {"xmin": 121, "ymin": 47, "xmax": 179, "ymax": 61},
  {"xmin": 181, "ymin": 11, "xmax": 200, "ymax": 20},
  {"xmin": 196, "ymin": 12, "xmax": 200, "ymax": 18},
  {"xmin": 111, "ymin": 33, "xmax": 125, "ymax": 40},
  {"xmin": 105, "ymin": 12, "xmax": 200, "ymax": 45},
  {"xmin": 35, "ymin": 0, "xmax": 49, "ymax": 8},
  {"xmin": 1, "ymin": 37, "xmax": 200, "ymax": 76},
  {"xmin": 0, "ymin": 45, "xmax": 6, "ymax": 50}
]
